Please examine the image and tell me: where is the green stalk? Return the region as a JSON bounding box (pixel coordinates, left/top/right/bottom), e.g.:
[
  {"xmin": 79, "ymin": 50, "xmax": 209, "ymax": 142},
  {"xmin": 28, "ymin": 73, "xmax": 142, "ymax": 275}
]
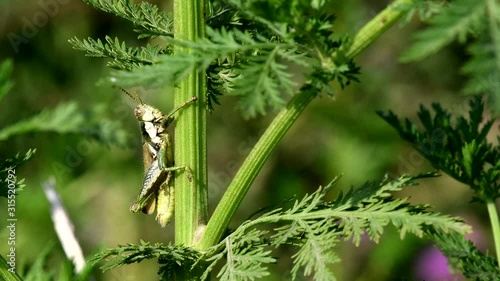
[
  {"xmin": 0, "ymin": 255, "xmax": 22, "ymax": 281},
  {"xmin": 486, "ymin": 0, "xmax": 500, "ymax": 75},
  {"xmin": 486, "ymin": 200, "xmax": 500, "ymax": 266},
  {"xmin": 485, "ymin": 0, "xmax": 500, "ymax": 266},
  {"xmin": 345, "ymin": 0, "xmax": 412, "ymax": 58},
  {"xmin": 197, "ymin": 0, "xmax": 414, "ymax": 249},
  {"xmin": 173, "ymin": 0, "xmax": 207, "ymax": 249}
]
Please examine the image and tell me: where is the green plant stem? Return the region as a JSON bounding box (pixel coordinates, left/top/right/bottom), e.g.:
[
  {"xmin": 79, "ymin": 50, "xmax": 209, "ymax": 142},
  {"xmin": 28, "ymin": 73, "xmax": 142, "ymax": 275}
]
[
  {"xmin": 486, "ymin": 0, "xmax": 500, "ymax": 262},
  {"xmin": 0, "ymin": 255, "xmax": 22, "ymax": 281},
  {"xmin": 486, "ymin": 200, "xmax": 500, "ymax": 266},
  {"xmin": 198, "ymin": 86, "xmax": 315, "ymax": 249},
  {"xmin": 173, "ymin": 0, "xmax": 207, "ymax": 249},
  {"xmin": 486, "ymin": 0, "xmax": 500, "ymax": 74},
  {"xmin": 197, "ymin": 0, "xmax": 414, "ymax": 250},
  {"xmin": 345, "ymin": 0, "xmax": 413, "ymax": 58}
]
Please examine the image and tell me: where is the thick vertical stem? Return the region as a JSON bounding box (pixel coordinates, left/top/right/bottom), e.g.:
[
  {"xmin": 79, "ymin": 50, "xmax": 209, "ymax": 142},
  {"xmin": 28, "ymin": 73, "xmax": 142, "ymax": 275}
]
[{"xmin": 173, "ymin": 0, "xmax": 207, "ymax": 250}]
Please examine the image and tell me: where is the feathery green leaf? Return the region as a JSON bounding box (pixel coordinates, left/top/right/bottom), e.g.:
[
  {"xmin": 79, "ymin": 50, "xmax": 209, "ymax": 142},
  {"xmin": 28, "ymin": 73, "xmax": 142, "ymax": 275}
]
[
  {"xmin": 400, "ymin": 0, "xmax": 500, "ymax": 113},
  {"xmin": 400, "ymin": 0, "xmax": 486, "ymax": 62},
  {"xmin": 462, "ymin": 31, "xmax": 500, "ymax": 113},
  {"xmin": 80, "ymin": 0, "xmax": 173, "ymax": 38},
  {"xmin": 75, "ymin": 0, "xmax": 360, "ymax": 118},
  {"xmin": 0, "ymin": 102, "xmax": 130, "ymax": 147},
  {"xmin": 200, "ymin": 174, "xmax": 470, "ymax": 280},
  {"xmin": 0, "ymin": 149, "xmax": 34, "ymax": 198},
  {"xmin": 68, "ymin": 36, "xmax": 168, "ymax": 70},
  {"xmin": 90, "ymin": 241, "xmax": 201, "ymax": 280},
  {"xmin": 377, "ymin": 97, "xmax": 499, "ymax": 202},
  {"xmin": 429, "ymin": 230, "xmax": 500, "ymax": 279}
]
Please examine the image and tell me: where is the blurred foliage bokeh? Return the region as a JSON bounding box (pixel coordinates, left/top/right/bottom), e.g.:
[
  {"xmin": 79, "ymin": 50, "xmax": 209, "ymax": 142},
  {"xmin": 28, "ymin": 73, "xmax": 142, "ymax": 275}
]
[{"xmin": 0, "ymin": 0, "xmax": 496, "ymax": 280}]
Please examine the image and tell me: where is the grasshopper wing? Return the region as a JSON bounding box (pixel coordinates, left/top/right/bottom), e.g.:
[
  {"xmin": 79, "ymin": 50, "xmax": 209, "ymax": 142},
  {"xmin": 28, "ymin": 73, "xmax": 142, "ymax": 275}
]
[{"xmin": 129, "ymin": 160, "xmax": 167, "ymax": 214}]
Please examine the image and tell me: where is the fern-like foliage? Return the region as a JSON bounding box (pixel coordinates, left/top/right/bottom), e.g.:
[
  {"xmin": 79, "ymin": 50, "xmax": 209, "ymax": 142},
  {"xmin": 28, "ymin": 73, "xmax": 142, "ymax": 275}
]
[
  {"xmin": 0, "ymin": 150, "xmax": 35, "ymax": 198},
  {"xmin": 80, "ymin": 0, "xmax": 173, "ymax": 38},
  {"xmin": 377, "ymin": 96, "xmax": 499, "ymax": 202},
  {"xmin": 108, "ymin": 27, "xmax": 309, "ymax": 118},
  {"xmin": 0, "ymin": 102, "xmax": 83, "ymax": 141},
  {"xmin": 0, "ymin": 102, "xmax": 131, "ymax": 147},
  {"xmin": 428, "ymin": 230, "xmax": 500, "ymax": 280},
  {"xmin": 72, "ymin": 0, "xmax": 360, "ymax": 118},
  {"xmin": 0, "ymin": 58, "xmax": 131, "ymax": 199},
  {"xmin": 462, "ymin": 34, "xmax": 500, "ymax": 111},
  {"xmin": 210, "ymin": 228, "xmax": 276, "ymax": 280},
  {"xmin": 200, "ymin": 174, "xmax": 469, "ymax": 281},
  {"xmin": 378, "ymin": 97, "xmax": 500, "ymax": 278},
  {"xmin": 400, "ymin": 0, "xmax": 500, "ymax": 113},
  {"xmin": 400, "ymin": 0, "xmax": 485, "ymax": 61},
  {"xmin": 0, "ymin": 76, "xmax": 131, "ymax": 199},
  {"xmin": 92, "ymin": 174, "xmax": 469, "ymax": 280},
  {"xmin": 68, "ymin": 36, "xmax": 169, "ymax": 70},
  {"xmin": 90, "ymin": 241, "xmax": 201, "ymax": 280},
  {"xmin": 398, "ymin": 0, "xmax": 448, "ymax": 24}
]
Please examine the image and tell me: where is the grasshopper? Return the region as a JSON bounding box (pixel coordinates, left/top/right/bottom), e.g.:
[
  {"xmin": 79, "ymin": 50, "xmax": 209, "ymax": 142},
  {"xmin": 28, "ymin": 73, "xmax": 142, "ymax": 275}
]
[{"xmin": 122, "ymin": 89, "xmax": 196, "ymax": 227}]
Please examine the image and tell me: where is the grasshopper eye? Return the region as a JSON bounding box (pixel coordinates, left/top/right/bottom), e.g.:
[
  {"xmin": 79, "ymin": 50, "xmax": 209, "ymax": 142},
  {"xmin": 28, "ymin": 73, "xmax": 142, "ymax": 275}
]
[{"xmin": 134, "ymin": 106, "xmax": 144, "ymax": 118}]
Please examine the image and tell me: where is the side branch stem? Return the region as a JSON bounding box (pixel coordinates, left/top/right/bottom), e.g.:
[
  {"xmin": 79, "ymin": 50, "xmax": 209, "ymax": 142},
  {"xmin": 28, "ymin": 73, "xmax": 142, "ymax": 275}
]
[{"xmin": 198, "ymin": 0, "xmax": 414, "ymax": 249}]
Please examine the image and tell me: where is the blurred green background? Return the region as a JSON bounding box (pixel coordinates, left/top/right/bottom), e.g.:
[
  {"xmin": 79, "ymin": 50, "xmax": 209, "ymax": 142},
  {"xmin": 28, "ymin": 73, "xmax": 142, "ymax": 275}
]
[{"xmin": 0, "ymin": 0, "xmax": 495, "ymax": 280}]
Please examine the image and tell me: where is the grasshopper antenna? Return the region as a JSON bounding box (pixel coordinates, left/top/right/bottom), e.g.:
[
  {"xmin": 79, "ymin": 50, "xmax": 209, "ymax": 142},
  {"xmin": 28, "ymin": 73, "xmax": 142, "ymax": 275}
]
[{"xmin": 121, "ymin": 88, "xmax": 144, "ymax": 104}]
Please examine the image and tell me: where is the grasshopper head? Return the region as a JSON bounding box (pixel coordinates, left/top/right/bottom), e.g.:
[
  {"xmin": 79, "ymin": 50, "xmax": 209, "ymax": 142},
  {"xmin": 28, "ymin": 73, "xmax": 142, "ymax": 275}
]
[
  {"xmin": 122, "ymin": 89, "xmax": 162, "ymax": 123},
  {"xmin": 134, "ymin": 104, "xmax": 158, "ymax": 122}
]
